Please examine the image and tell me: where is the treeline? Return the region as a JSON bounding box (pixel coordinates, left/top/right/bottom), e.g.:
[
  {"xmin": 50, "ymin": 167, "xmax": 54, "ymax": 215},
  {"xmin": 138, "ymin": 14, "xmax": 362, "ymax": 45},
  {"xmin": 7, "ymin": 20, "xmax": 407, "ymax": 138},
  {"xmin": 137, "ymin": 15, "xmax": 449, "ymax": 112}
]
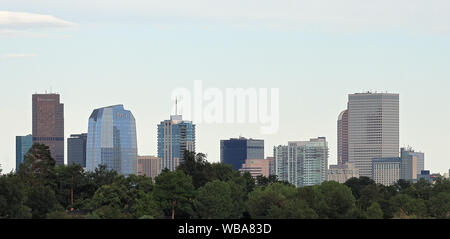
[{"xmin": 0, "ymin": 143, "xmax": 449, "ymax": 219}]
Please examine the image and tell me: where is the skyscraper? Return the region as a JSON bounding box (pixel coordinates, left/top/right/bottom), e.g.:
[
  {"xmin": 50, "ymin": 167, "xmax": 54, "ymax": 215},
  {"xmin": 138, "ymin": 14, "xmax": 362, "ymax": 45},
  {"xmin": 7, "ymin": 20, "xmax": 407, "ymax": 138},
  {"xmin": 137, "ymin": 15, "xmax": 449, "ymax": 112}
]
[
  {"xmin": 158, "ymin": 114, "xmax": 195, "ymax": 171},
  {"xmin": 16, "ymin": 134, "xmax": 32, "ymax": 171},
  {"xmin": 68, "ymin": 133, "xmax": 88, "ymax": 168},
  {"xmin": 32, "ymin": 93, "xmax": 64, "ymax": 165},
  {"xmin": 274, "ymin": 137, "xmax": 329, "ymax": 187},
  {"xmin": 86, "ymin": 105, "xmax": 137, "ymax": 176},
  {"xmin": 348, "ymin": 92, "xmax": 400, "ymax": 178},
  {"xmin": 239, "ymin": 159, "xmax": 270, "ymax": 179},
  {"xmin": 337, "ymin": 109, "xmax": 349, "ymax": 165},
  {"xmin": 400, "ymin": 147, "xmax": 424, "ymax": 181},
  {"xmin": 220, "ymin": 137, "xmax": 264, "ymax": 171}
]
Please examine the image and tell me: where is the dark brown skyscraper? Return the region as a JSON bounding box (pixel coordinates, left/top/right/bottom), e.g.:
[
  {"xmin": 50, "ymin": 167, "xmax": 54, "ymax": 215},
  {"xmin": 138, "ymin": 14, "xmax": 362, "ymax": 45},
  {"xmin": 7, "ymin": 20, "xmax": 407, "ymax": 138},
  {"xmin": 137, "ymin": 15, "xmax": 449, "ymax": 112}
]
[
  {"xmin": 337, "ymin": 109, "xmax": 349, "ymax": 165},
  {"xmin": 32, "ymin": 93, "xmax": 64, "ymax": 165}
]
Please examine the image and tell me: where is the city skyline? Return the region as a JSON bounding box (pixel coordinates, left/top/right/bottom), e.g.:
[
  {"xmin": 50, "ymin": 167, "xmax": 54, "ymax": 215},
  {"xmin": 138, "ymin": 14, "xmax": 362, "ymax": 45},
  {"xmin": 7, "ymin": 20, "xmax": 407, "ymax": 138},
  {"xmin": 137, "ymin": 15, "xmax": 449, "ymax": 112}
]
[{"xmin": 1, "ymin": 2, "xmax": 450, "ymax": 174}]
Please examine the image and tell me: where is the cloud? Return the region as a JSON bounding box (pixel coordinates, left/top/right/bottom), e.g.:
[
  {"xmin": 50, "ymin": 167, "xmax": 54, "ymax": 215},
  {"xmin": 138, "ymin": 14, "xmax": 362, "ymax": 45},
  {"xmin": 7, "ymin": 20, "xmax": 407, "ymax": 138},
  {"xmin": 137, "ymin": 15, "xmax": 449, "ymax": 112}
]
[
  {"xmin": 1, "ymin": 1, "xmax": 450, "ymax": 33},
  {"xmin": 0, "ymin": 11, "xmax": 77, "ymax": 29},
  {"xmin": 0, "ymin": 53, "xmax": 37, "ymax": 59}
]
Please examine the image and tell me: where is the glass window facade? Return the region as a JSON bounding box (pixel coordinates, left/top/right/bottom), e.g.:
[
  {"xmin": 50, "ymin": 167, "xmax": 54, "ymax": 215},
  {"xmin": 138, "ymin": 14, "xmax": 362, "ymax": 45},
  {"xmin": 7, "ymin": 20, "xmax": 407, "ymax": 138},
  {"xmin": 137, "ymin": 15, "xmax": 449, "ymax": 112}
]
[
  {"xmin": 220, "ymin": 137, "xmax": 264, "ymax": 171},
  {"xmin": 86, "ymin": 105, "xmax": 137, "ymax": 176},
  {"xmin": 16, "ymin": 134, "xmax": 32, "ymax": 171},
  {"xmin": 157, "ymin": 115, "xmax": 195, "ymax": 171}
]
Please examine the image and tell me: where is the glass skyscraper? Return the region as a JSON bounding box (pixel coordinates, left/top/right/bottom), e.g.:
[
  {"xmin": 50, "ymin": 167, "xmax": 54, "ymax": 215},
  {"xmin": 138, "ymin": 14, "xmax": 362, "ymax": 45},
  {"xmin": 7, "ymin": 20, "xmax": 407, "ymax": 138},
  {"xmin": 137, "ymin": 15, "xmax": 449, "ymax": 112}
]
[
  {"xmin": 220, "ymin": 137, "xmax": 264, "ymax": 171},
  {"xmin": 86, "ymin": 105, "xmax": 137, "ymax": 176},
  {"xmin": 68, "ymin": 133, "xmax": 88, "ymax": 168},
  {"xmin": 16, "ymin": 134, "xmax": 32, "ymax": 171},
  {"xmin": 275, "ymin": 137, "xmax": 328, "ymax": 187},
  {"xmin": 157, "ymin": 115, "xmax": 195, "ymax": 171}
]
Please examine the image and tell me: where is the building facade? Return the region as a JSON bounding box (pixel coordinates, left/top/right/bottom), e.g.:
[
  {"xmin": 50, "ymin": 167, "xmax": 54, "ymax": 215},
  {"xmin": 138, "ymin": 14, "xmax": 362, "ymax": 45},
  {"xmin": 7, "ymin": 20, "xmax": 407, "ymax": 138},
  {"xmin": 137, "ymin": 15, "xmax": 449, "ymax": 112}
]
[
  {"xmin": 328, "ymin": 163, "xmax": 360, "ymax": 184},
  {"xmin": 32, "ymin": 93, "xmax": 64, "ymax": 165},
  {"xmin": 137, "ymin": 156, "xmax": 161, "ymax": 179},
  {"xmin": 220, "ymin": 137, "xmax": 264, "ymax": 171},
  {"xmin": 16, "ymin": 134, "xmax": 32, "ymax": 171},
  {"xmin": 68, "ymin": 133, "xmax": 88, "ymax": 168},
  {"xmin": 337, "ymin": 109, "xmax": 349, "ymax": 165},
  {"xmin": 400, "ymin": 147, "xmax": 424, "ymax": 181},
  {"xmin": 86, "ymin": 105, "xmax": 138, "ymax": 176},
  {"xmin": 348, "ymin": 92, "xmax": 400, "ymax": 178},
  {"xmin": 274, "ymin": 137, "xmax": 328, "ymax": 187},
  {"xmin": 239, "ymin": 159, "xmax": 270, "ymax": 179},
  {"xmin": 372, "ymin": 158, "xmax": 401, "ymax": 186},
  {"xmin": 158, "ymin": 115, "xmax": 195, "ymax": 171}
]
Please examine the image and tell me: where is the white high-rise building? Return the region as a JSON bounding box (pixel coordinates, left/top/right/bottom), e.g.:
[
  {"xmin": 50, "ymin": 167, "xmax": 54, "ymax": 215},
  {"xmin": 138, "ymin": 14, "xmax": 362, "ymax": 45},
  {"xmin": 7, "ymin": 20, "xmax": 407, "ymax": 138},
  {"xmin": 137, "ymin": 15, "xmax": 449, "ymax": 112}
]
[
  {"xmin": 348, "ymin": 92, "xmax": 400, "ymax": 178},
  {"xmin": 274, "ymin": 137, "xmax": 328, "ymax": 187}
]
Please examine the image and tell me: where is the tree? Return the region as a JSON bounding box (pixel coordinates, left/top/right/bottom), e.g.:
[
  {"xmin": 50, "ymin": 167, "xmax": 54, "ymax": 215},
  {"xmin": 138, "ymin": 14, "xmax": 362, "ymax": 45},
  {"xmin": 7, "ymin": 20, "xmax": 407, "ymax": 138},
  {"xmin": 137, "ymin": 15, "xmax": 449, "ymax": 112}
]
[
  {"xmin": 25, "ymin": 184, "xmax": 61, "ymax": 219},
  {"xmin": 311, "ymin": 181, "xmax": 356, "ymax": 219},
  {"xmin": 247, "ymin": 183, "xmax": 316, "ymax": 219},
  {"xmin": 428, "ymin": 192, "xmax": 450, "ymax": 219},
  {"xmin": 17, "ymin": 143, "xmax": 57, "ymax": 188},
  {"xmin": 366, "ymin": 202, "xmax": 383, "ymax": 219},
  {"xmin": 0, "ymin": 174, "xmax": 31, "ymax": 219},
  {"xmin": 344, "ymin": 177, "xmax": 376, "ymax": 200},
  {"xmin": 194, "ymin": 180, "xmax": 234, "ymax": 219},
  {"xmin": 153, "ymin": 169, "xmax": 195, "ymax": 219},
  {"xmin": 390, "ymin": 194, "xmax": 427, "ymax": 219}
]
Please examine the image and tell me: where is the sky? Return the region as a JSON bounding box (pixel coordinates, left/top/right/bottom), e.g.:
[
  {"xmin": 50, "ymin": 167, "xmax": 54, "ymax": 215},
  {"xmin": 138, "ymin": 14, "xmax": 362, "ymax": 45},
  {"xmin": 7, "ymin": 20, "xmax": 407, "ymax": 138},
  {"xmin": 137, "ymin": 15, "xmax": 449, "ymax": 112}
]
[{"xmin": 1, "ymin": 0, "xmax": 449, "ymax": 174}]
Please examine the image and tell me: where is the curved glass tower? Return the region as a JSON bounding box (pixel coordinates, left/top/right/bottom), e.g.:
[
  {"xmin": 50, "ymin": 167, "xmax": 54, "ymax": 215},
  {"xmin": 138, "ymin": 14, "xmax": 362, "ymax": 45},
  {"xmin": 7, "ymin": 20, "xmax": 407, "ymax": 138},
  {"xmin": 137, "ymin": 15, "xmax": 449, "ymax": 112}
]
[{"xmin": 86, "ymin": 105, "xmax": 137, "ymax": 176}]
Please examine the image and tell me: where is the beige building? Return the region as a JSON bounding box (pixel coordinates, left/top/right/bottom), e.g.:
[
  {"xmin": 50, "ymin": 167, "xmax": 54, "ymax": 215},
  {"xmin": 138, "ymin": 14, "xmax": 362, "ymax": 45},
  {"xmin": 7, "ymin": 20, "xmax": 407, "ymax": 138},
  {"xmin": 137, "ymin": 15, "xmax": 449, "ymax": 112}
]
[
  {"xmin": 328, "ymin": 163, "xmax": 360, "ymax": 184},
  {"xmin": 239, "ymin": 159, "xmax": 270, "ymax": 179},
  {"xmin": 372, "ymin": 158, "xmax": 401, "ymax": 186},
  {"xmin": 137, "ymin": 156, "xmax": 161, "ymax": 179}
]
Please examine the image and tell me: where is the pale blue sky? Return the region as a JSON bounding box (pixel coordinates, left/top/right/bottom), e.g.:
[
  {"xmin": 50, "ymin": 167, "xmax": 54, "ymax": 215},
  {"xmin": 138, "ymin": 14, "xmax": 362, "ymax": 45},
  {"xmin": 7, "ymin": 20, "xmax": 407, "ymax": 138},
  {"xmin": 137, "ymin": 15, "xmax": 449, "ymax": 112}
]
[{"xmin": 1, "ymin": 1, "xmax": 449, "ymax": 174}]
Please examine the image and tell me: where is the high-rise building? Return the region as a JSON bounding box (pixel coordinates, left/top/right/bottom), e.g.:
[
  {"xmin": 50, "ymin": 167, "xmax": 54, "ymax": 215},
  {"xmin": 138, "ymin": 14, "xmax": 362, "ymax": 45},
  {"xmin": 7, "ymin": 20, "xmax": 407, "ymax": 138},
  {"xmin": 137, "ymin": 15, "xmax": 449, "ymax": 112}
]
[
  {"xmin": 266, "ymin": 157, "xmax": 275, "ymax": 176},
  {"xmin": 239, "ymin": 159, "xmax": 270, "ymax": 179},
  {"xmin": 137, "ymin": 156, "xmax": 161, "ymax": 179},
  {"xmin": 328, "ymin": 163, "xmax": 360, "ymax": 184},
  {"xmin": 274, "ymin": 145, "xmax": 289, "ymax": 182},
  {"xmin": 68, "ymin": 134, "xmax": 88, "ymax": 168},
  {"xmin": 16, "ymin": 134, "xmax": 32, "ymax": 171},
  {"xmin": 220, "ymin": 137, "xmax": 264, "ymax": 171},
  {"xmin": 337, "ymin": 109, "xmax": 349, "ymax": 165},
  {"xmin": 32, "ymin": 93, "xmax": 64, "ymax": 165},
  {"xmin": 86, "ymin": 105, "xmax": 138, "ymax": 176},
  {"xmin": 274, "ymin": 137, "xmax": 328, "ymax": 187},
  {"xmin": 400, "ymin": 147, "xmax": 425, "ymax": 181},
  {"xmin": 348, "ymin": 92, "xmax": 400, "ymax": 178},
  {"xmin": 158, "ymin": 114, "xmax": 195, "ymax": 171},
  {"xmin": 372, "ymin": 157, "xmax": 401, "ymax": 186}
]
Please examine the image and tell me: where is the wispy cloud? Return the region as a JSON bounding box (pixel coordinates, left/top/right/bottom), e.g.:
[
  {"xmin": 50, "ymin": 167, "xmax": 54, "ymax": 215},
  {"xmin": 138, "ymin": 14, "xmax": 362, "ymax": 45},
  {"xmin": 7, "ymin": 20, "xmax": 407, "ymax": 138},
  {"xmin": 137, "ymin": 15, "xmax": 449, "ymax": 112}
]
[
  {"xmin": 0, "ymin": 53, "xmax": 37, "ymax": 59},
  {"xmin": 0, "ymin": 11, "xmax": 77, "ymax": 29}
]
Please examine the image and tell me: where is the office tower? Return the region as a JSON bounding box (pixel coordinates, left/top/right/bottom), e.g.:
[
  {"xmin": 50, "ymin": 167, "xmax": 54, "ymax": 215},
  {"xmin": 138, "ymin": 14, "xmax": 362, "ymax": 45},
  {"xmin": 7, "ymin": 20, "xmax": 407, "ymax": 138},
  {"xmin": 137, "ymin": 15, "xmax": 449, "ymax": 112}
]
[
  {"xmin": 220, "ymin": 137, "xmax": 264, "ymax": 171},
  {"xmin": 274, "ymin": 137, "xmax": 329, "ymax": 187},
  {"xmin": 328, "ymin": 163, "xmax": 360, "ymax": 184},
  {"xmin": 372, "ymin": 158, "xmax": 401, "ymax": 186},
  {"xmin": 86, "ymin": 105, "xmax": 138, "ymax": 176},
  {"xmin": 348, "ymin": 92, "xmax": 399, "ymax": 178},
  {"xmin": 239, "ymin": 159, "xmax": 270, "ymax": 179},
  {"xmin": 32, "ymin": 93, "xmax": 64, "ymax": 165},
  {"xmin": 400, "ymin": 147, "xmax": 425, "ymax": 181},
  {"xmin": 417, "ymin": 170, "xmax": 432, "ymax": 183},
  {"xmin": 16, "ymin": 134, "xmax": 32, "ymax": 170},
  {"xmin": 68, "ymin": 133, "xmax": 88, "ymax": 168},
  {"xmin": 137, "ymin": 156, "xmax": 161, "ymax": 179},
  {"xmin": 158, "ymin": 114, "xmax": 195, "ymax": 171},
  {"xmin": 337, "ymin": 109, "xmax": 349, "ymax": 165}
]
